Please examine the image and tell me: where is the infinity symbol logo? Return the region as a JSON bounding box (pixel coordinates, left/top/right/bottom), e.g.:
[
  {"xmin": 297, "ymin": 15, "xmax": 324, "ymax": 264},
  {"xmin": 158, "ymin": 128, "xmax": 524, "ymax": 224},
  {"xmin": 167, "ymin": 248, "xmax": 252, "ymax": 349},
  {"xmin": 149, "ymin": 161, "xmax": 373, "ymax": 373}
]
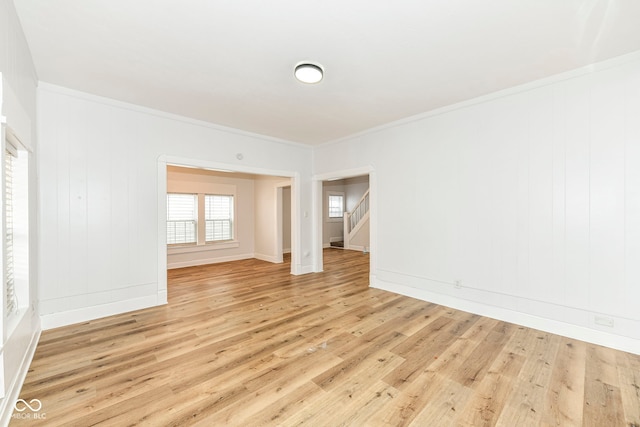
[{"xmin": 14, "ymin": 399, "xmax": 42, "ymax": 412}]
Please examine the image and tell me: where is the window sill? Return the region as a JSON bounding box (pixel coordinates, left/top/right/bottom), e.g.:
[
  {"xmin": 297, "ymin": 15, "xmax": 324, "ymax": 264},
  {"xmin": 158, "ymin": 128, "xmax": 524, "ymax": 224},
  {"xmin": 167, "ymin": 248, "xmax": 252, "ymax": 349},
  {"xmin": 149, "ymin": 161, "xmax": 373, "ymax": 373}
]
[{"xmin": 168, "ymin": 241, "xmax": 240, "ymax": 255}]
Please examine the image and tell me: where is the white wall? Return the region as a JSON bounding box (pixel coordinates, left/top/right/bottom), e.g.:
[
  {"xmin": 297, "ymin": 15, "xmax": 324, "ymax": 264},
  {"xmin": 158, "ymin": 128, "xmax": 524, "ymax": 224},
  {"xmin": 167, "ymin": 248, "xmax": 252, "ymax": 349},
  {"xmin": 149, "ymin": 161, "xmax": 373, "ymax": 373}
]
[
  {"xmin": 282, "ymin": 186, "xmax": 291, "ymax": 253},
  {"xmin": 0, "ymin": 0, "xmax": 40, "ymax": 422},
  {"xmin": 314, "ymin": 51, "xmax": 640, "ymax": 354},
  {"xmin": 38, "ymin": 83, "xmax": 313, "ymax": 329},
  {"xmin": 166, "ymin": 167, "xmax": 256, "ymax": 268},
  {"xmin": 344, "ymin": 175, "xmax": 369, "ymax": 212},
  {"xmin": 254, "ymin": 176, "xmax": 290, "ymax": 263}
]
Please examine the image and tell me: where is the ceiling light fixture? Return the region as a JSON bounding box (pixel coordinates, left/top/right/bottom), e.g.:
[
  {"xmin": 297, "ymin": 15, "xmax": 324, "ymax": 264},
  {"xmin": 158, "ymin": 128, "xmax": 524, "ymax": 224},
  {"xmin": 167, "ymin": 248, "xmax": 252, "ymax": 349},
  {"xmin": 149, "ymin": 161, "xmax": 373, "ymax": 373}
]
[{"xmin": 294, "ymin": 62, "xmax": 324, "ymax": 84}]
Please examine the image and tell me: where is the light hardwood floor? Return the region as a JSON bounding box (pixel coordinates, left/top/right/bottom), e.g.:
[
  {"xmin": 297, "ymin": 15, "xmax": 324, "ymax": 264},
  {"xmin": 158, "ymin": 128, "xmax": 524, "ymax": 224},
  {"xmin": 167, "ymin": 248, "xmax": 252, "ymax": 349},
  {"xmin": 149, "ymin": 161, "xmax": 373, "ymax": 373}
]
[{"xmin": 11, "ymin": 249, "xmax": 640, "ymax": 426}]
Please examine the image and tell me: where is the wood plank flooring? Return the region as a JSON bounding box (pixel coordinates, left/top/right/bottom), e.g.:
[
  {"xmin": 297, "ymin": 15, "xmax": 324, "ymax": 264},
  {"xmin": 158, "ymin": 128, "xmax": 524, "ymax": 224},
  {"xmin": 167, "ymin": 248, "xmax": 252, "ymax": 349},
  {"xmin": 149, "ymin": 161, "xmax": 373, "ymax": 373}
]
[{"xmin": 11, "ymin": 249, "xmax": 640, "ymax": 426}]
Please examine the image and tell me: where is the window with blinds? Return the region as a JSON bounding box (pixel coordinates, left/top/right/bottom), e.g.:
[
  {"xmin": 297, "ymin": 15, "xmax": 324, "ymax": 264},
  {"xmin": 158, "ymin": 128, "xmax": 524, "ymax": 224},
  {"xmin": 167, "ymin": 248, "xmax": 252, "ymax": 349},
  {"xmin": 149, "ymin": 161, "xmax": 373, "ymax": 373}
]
[
  {"xmin": 166, "ymin": 193, "xmax": 197, "ymax": 245},
  {"xmin": 328, "ymin": 194, "xmax": 344, "ymax": 218},
  {"xmin": 3, "ymin": 130, "xmax": 30, "ymax": 324},
  {"xmin": 5, "ymin": 147, "xmax": 17, "ymax": 314},
  {"xmin": 205, "ymin": 195, "xmax": 234, "ymax": 242}
]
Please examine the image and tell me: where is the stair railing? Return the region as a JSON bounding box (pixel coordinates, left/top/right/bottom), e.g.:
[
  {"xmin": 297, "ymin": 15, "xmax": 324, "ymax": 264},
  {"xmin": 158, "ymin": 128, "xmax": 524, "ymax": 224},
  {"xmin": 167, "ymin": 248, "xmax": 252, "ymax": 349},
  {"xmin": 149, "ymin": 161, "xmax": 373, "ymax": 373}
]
[
  {"xmin": 344, "ymin": 189, "xmax": 369, "ymax": 249},
  {"xmin": 348, "ymin": 190, "xmax": 369, "ymax": 232}
]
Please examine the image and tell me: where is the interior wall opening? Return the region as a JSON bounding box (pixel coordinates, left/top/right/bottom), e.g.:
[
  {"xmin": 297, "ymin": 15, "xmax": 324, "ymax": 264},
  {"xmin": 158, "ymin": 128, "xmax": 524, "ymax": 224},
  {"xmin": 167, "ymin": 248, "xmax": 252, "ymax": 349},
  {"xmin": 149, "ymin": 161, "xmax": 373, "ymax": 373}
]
[
  {"xmin": 316, "ymin": 171, "xmax": 373, "ymax": 279},
  {"xmin": 164, "ymin": 164, "xmax": 293, "ymax": 272}
]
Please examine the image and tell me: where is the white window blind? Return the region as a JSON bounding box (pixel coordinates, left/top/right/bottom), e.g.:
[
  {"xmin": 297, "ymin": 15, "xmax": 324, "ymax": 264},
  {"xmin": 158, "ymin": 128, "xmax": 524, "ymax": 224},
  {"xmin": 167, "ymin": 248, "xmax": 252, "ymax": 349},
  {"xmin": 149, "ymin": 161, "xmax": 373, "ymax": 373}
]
[
  {"xmin": 205, "ymin": 195, "xmax": 234, "ymax": 241},
  {"xmin": 328, "ymin": 194, "xmax": 344, "ymax": 218},
  {"xmin": 167, "ymin": 193, "xmax": 197, "ymax": 244},
  {"xmin": 5, "ymin": 147, "xmax": 17, "ymax": 314}
]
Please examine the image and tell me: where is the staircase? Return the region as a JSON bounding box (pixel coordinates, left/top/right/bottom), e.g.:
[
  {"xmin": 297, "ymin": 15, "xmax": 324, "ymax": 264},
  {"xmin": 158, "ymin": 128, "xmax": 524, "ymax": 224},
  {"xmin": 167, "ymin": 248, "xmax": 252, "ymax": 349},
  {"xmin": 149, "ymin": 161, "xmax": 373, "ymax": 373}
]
[{"xmin": 343, "ymin": 189, "xmax": 369, "ymax": 252}]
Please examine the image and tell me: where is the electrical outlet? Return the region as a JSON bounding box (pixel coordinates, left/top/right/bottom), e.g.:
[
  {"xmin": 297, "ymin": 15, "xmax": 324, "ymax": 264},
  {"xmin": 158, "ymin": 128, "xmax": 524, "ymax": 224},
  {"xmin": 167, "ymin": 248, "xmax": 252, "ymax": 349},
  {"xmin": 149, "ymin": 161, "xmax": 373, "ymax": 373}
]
[
  {"xmin": 594, "ymin": 315, "xmax": 614, "ymax": 328},
  {"xmin": 454, "ymin": 280, "xmax": 462, "ymax": 289}
]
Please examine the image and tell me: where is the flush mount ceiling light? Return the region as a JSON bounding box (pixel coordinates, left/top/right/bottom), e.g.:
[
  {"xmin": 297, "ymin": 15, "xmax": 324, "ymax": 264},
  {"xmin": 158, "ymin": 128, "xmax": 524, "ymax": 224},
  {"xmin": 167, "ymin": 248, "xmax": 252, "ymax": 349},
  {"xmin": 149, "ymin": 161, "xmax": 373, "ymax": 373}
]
[{"xmin": 294, "ymin": 62, "xmax": 324, "ymax": 84}]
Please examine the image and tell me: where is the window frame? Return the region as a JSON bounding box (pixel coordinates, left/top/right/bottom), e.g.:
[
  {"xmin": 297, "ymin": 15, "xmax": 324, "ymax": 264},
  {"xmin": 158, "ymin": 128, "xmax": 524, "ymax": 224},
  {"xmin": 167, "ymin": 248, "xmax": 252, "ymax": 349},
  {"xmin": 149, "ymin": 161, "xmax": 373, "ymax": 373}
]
[
  {"xmin": 326, "ymin": 191, "xmax": 345, "ymax": 222},
  {"xmin": 204, "ymin": 194, "xmax": 235, "ymax": 243},
  {"xmin": 3, "ymin": 128, "xmax": 31, "ymax": 333},
  {"xmin": 166, "ymin": 193, "xmax": 198, "ymax": 246}
]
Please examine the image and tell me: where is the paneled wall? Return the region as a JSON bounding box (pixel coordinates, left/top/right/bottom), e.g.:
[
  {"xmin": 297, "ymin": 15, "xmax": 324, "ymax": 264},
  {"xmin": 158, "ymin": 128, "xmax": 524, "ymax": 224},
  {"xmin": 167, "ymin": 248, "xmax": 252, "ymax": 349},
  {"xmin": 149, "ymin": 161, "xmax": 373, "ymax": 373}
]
[
  {"xmin": 0, "ymin": 0, "xmax": 39, "ymax": 421},
  {"xmin": 314, "ymin": 52, "xmax": 640, "ymax": 354},
  {"xmin": 38, "ymin": 84, "xmax": 313, "ymax": 328}
]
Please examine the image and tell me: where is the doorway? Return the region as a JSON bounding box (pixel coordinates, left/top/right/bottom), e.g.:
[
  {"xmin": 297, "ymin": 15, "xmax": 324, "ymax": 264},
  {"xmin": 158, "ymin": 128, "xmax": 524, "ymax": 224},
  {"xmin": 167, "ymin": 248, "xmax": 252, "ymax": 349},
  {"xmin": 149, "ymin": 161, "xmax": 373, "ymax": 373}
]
[
  {"xmin": 313, "ymin": 168, "xmax": 375, "ymax": 280},
  {"xmin": 157, "ymin": 156, "xmax": 301, "ymax": 303}
]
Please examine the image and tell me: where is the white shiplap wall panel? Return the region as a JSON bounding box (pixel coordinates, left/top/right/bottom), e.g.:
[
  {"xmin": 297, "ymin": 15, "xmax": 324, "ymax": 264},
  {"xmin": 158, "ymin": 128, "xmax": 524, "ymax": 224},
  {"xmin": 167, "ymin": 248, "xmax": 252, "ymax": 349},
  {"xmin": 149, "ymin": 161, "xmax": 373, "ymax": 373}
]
[
  {"xmin": 56, "ymin": 99, "xmax": 75, "ymax": 299},
  {"xmin": 526, "ymin": 88, "xmax": 556, "ymax": 303},
  {"xmin": 550, "ymin": 84, "xmax": 566, "ymax": 309},
  {"xmin": 625, "ymin": 68, "xmax": 640, "ymax": 322},
  {"xmin": 68, "ymin": 103, "xmax": 89, "ymax": 299},
  {"xmin": 86, "ymin": 103, "xmax": 112, "ymax": 295},
  {"xmin": 314, "ymin": 51, "xmax": 640, "ymax": 354},
  {"xmin": 38, "ymin": 98, "xmax": 62, "ymax": 302},
  {"xmin": 111, "ymin": 116, "xmax": 133, "ymax": 292},
  {"xmin": 38, "ymin": 84, "xmax": 313, "ymax": 326},
  {"xmin": 562, "ymin": 76, "xmax": 591, "ymax": 311},
  {"xmin": 589, "ymin": 66, "xmax": 627, "ymax": 316},
  {"xmin": 514, "ymin": 95, "xmax": 532, "ymax": 301}
]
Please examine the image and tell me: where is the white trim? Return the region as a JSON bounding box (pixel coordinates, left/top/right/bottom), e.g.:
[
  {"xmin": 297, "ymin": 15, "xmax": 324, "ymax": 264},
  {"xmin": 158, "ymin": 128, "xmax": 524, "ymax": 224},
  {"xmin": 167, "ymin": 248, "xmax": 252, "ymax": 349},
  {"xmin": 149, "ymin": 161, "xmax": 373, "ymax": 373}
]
[
  {"xmin": 254, "ymin": 253, "xmax": 282, "ymax": 264},
  {"xmin": 320, "ymin": 50, "xmax": 640, "ymax": 148},
  {"xmin": 312, "ymin": 180, "xmax": 324, "ymax": 272},
  {"xmin": 157, "ymin": 290, "xmax": 167, "ymax": 305},
  {"xmin": 289, "ymin": 173, "xmax": 302, "ymax": 276},
  {"xmin": 275, "ymin": 187, "xmax": 284, "ymax": 264},
  {"xmin": 40, "ymin": 294, "xmax": 163, "ymax": 330},
  {"xmin": 168, "ymin": 241, "xmax": 239, "ymax": 255},
  {"xmin": 293, "ymin": 265, "xmax": 314, "ymax": 275},
  {"xmin": 38, "ymin": 82, "xmax": 308, "ymax": 149},
  {"xmin": 157, "ymin": 162, "xmax": 168, "ymax": 306},
  {"xmin": 313, "ymin": 166, "xmax": 374, "ymax": 182},
  {"xmin": 162, "ymin": 155, "xmax": 296, "ymax": 179},
  {"xmin": 0, "ymin": 327, "xmax": 41, "ymax": 426},
  {"xmin": 372, "ymin": 278, "xmax": 640, "ymax": 356},
  {"xmin": 1, "ymin": 81, "xmax": 32, "ymax": 152},
  {"xmin": 168, "ymin": 253, "xmax": 254, "ymax": 269},
  {"xmin": 5, "ymin": 126, "xmax": 30, "ymax": 154}
]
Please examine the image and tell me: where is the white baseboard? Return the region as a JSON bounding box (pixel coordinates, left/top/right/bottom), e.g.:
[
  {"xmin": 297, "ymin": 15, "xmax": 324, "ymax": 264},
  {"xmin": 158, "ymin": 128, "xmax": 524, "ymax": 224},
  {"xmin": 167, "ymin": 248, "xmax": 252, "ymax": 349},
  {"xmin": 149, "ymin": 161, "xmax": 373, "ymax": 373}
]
[
  {"xmin": 157, "ymin": 290, "xmax": 168, "ymax": 305},
  {"xmin": 329, "ymin": 236, "xmax": 343, "ymax": 243},
  {"xmin": 40, "ymin": 294, "xmax": 164, "ymax": 330},
  {"xmin": 345, "ymin": 245, "xmax": 364, "ymax": 252},
  {"xmin": 283, "ymin": 248, "xmax": 291, "ymax": 254},
  {"xmin": 254, "ymin": 253, "xmax": 282, "ymax": 264},
  {"xmin": 168, "ymin": 253, "xmax": 254, "ymax": 269},
  {"xmin": 372, "ymin": 276, "xmax": 640, "ymax": 355},
  {"xmin": 0, "ymin": 323, "xmax": 41, "ymax": 426},
  {"xmin": 293, "ymin": 264, "xmax": 314, "ymax": 275}
]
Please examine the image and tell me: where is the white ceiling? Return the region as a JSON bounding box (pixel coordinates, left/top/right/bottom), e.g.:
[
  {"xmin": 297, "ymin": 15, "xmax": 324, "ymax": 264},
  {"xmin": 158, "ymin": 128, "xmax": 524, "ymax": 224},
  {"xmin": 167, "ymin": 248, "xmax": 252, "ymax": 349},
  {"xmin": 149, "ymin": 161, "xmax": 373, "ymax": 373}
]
[{"xmin": 14, "ymin": 0, "xmax": 640, "ymax": 145}]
